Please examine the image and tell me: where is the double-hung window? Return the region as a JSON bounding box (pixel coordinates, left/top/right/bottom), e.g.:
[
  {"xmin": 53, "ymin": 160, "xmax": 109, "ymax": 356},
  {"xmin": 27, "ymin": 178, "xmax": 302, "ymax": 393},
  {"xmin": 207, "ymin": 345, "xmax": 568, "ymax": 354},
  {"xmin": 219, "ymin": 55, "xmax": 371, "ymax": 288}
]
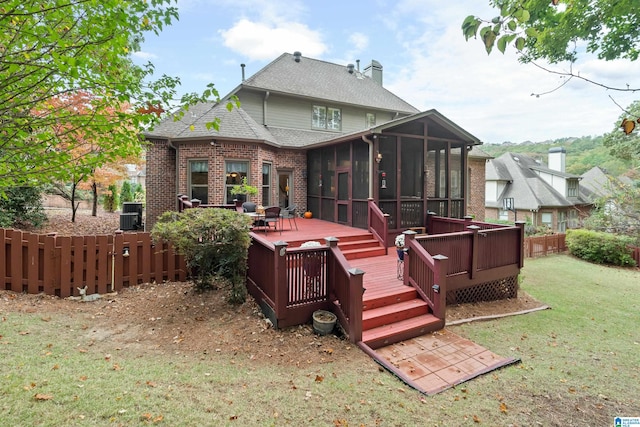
[
  {"xmin": 189, "ymin": 160, "xmax": 208, "ymax": 204},
  {"xmin": 312, "ymin": 105, "xmax": 341, "ymax": 130},
  {"xmin": 225, "ymin": 161, "xmax": 249, "ymax": 204}
]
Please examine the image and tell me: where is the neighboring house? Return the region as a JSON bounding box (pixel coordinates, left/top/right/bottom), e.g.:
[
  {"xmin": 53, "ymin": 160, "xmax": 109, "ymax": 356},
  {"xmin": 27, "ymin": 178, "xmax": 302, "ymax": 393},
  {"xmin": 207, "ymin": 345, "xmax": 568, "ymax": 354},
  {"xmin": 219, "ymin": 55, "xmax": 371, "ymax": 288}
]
[
  {"xmin": 485, "ymin": 147, "xmax": 592, "ymax": 232},
  {"xmin": 467, "ymin": 146, "xmax": 492, "ymax": 221},
  {"xmin": 145, "ymin": 52, "xmax": 484, "ymax": 239}
]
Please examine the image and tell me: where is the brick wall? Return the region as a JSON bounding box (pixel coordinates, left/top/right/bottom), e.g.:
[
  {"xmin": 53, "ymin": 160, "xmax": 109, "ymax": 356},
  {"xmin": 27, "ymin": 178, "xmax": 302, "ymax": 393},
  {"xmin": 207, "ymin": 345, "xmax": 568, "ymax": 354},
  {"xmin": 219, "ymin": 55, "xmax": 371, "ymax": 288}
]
[
  {"xmin": 467, "ymin": 157, "xmax": 486, "ymax": 221},
  {"xmin": 146, "ymin": 138, "xmax": 308, "ymax": 229},
  {"xmin": 145, "ymin": 138, "xmax": 176, "ymax": 231}
]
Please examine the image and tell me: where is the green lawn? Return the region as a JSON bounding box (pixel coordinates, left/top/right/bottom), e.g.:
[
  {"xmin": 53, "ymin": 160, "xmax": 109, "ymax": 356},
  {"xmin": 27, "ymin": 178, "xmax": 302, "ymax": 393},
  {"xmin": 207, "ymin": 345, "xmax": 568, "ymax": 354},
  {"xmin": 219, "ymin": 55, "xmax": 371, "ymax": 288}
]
[{"xmin": 1, "ymin": 254, "xmax": 638, "ymax": 426}]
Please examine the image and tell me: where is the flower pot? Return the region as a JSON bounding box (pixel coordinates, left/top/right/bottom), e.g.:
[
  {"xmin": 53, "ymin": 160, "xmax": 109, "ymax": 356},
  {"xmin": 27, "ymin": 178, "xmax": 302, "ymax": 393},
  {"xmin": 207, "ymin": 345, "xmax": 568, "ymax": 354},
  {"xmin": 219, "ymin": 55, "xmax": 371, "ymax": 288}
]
[{"xmin": 312, "ymin": 310, "xmax": 336, "ymax": 335}]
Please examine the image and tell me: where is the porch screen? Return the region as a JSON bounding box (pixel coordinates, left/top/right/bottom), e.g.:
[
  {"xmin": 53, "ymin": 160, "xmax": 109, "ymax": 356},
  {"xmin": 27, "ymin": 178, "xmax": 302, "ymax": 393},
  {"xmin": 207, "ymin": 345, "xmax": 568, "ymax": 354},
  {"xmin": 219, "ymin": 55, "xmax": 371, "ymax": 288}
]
[
  {"xmin": 352, "ymin": 140, "xmax": 369, "ymax": 200},
  {"xmin": 379, "ymin": 135, "xmax": 397, "ymax": 199},
  {"xmin": 401, "ymin": 137, "xmax": 423, "ymax": 198}
]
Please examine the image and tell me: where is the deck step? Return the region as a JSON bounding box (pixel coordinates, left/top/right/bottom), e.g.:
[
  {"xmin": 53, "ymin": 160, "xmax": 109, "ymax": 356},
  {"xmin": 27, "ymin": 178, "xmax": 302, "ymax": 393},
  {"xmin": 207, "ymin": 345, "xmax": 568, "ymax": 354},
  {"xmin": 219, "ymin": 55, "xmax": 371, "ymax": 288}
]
[
  {"xmin": 361, "ymin": 314, "xmax": 443, "ymax": 349},
  {"xmin": 363, "ymin": 286, "xmax": 417, "ymax": 311},
  {"xmin": 341, "ymin": 246, "xmax": 387, "ymax": 260},
  {"xmin": 362, "ymin": 298, "xmax": 430, "ymax": 330}
]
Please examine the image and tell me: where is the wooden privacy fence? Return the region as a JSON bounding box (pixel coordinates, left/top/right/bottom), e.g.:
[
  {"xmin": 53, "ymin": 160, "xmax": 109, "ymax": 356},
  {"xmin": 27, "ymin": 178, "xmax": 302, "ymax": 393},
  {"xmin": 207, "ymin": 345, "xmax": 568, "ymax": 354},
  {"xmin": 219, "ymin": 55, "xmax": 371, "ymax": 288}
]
[
  {"xmin": 1, "ymin": 228, "xmax": 186, "ymax": 297},
  {"xmin": 523, "ymin": 234, "xmax": 567, "ymax": 258}
]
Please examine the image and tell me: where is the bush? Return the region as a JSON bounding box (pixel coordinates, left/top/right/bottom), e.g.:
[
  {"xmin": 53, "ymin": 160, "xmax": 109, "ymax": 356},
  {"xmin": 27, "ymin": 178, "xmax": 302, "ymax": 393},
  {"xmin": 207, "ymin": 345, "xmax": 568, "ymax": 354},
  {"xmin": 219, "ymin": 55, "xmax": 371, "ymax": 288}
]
[
  {"xmin": 0, "ymin": 186, "xmax": 47, "ymax": 229},
  {"xmin": 566, "ymin": 229, "xmax": 637, "ymax": 267},
  {"xmin": 151, "ymin": 208, "xmax": 253, "ymax": 303},
  {"xmin": 120, "ymin": 181, "xmax": 133, "ymax": 207},
  {"xmin": 102, "ymin": 184, "xmax": 119, "ymax": 212}
]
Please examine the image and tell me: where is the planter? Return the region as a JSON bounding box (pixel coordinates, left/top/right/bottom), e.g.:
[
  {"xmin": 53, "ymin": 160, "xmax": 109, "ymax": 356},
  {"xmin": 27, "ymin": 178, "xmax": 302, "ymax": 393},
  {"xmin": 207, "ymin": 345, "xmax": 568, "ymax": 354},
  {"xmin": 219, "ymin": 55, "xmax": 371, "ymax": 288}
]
[{"xmin": 312, "ymin": 310, "xmax": 337, "ymax": 335}]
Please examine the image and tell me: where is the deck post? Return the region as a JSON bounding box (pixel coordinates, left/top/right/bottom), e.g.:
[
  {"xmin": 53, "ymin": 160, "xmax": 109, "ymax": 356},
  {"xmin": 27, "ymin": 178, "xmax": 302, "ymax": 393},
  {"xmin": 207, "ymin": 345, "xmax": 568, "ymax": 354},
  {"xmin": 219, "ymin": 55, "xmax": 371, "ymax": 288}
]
[
  {"xmin": 432, "ymin": 254, "xmax": 448, "ymax": 320},
  {"xmin": 347, "ymin": 267, "xmax": 365, "ymax": 344},
  {"xmin": 273, "ymin": 240, "xmax": 289, "ymax": 319},
  {"xmin": 467, "ymin": 225, "xmax": 480, "ymax": 280},
  {"xmin": 325, "ymin": 236, "xmax": 339, "ymax": 300},
  {"xmin": 426, "ymin": 211, "xmax": 436, "ymax": 234},
  {"xmin": 403, "ymin": 230, "xmax": 417, "ymax": 285},
  {"xmin": 515, "ymin": 221, "xmax": 526, "ymax": 268}
]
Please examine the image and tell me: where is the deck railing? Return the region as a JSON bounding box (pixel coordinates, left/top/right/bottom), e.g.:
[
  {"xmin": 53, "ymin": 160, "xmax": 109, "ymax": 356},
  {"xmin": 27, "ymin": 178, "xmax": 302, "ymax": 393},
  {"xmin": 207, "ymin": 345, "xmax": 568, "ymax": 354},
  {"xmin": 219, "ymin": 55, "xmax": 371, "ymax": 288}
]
[
  {"xmin": 404, "ymin": 232, "xmax": 447, "ymax": 322},
  {"xmin": 246, "ymin": 234, "xmax": 364, "ymax": 342},
  {"xmin": 367, "ymin": 198, "xmax": 388, "ymax": 252},
  {"xmin": 1, "ymin": 228, "xmax": 186, "ymax": 296}
]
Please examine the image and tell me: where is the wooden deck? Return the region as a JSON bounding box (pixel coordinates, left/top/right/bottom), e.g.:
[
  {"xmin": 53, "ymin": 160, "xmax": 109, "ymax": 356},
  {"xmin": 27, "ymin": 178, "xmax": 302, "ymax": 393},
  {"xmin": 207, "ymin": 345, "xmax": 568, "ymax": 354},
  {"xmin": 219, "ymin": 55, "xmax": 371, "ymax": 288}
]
[{"xmin": 255, "ymin": 217, "xmax": 441, "ymax": 347}]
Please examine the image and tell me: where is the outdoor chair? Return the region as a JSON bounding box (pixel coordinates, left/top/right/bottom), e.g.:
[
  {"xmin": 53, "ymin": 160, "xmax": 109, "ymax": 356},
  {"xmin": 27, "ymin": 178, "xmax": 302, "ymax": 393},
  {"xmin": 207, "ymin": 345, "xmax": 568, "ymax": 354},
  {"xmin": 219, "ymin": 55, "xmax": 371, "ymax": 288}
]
[
  {"xmin": 242, "ymin": 201, "xmax": 256, "ymax": 213},
  {"xmin": 280, "ymin": 204, "xmax": 298, "ymax": 231},
  {"xmin": 263, "ymin": 206, "xmax": 281, "ymax": 233}
]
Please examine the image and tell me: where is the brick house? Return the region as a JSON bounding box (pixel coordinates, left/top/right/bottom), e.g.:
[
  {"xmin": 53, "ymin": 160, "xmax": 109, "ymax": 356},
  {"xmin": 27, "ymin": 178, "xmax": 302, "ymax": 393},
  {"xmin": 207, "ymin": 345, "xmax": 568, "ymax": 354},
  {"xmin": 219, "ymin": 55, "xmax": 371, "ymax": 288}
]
[{"xmin": 145, "ymin": 52, "xmax": 486, "ymax": 238}]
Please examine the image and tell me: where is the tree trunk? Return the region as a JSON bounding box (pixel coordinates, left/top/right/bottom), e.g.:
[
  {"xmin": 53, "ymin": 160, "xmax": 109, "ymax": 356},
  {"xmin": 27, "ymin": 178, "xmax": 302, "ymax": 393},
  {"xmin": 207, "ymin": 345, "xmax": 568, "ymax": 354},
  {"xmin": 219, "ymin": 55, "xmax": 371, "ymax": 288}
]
[
  {"xmin": 71, "ymin": 183, "xmax": 78, "ymax": 223},
  {"xmin": 91, "ymin": 181, "xmax": 98, "ymax": 217}
]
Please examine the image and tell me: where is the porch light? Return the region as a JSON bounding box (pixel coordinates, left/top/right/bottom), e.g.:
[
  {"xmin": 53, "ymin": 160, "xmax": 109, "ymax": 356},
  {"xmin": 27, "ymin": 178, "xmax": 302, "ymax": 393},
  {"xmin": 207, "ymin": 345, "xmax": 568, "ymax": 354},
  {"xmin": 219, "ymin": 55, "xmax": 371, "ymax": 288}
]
[{"xmin": 375, "ymin": 152, "xmax": 383, "ymax": 163}]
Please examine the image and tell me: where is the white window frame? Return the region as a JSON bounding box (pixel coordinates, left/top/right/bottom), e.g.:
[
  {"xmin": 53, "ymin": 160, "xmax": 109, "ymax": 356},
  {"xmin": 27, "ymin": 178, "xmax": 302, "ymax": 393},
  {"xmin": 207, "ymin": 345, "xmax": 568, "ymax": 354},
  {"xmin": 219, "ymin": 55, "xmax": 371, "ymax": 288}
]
[
  {"xmin": 567, "ymin": 179, "xmax": 578, "ymax": 197},
  {"xmin": 366, "ymin": 113, "xmax": 376, "ymax": 127},
  {"xmin": 261, "ymin": 163, "xmax": 271, "ymax": 206},
  {"xmin": 312, "ymin": 105, "xmax": 341, "ymax": 130},
  {"xmin": 225, "ymin": 160, "xmax": 250, "ymax": 204}
]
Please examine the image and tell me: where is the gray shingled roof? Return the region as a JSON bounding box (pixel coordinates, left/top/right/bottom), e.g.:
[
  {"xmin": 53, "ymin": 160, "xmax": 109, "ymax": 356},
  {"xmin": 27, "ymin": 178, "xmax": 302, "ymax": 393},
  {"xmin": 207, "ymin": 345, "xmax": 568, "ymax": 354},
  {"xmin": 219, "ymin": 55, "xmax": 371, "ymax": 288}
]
[
  {"xmin": 145, "ymin": 102, "xmax": 278, "ymax": 144},
  {"xmin": 145, "ymin": 54, "xmax": 482, "ymax": 148},
  {"xmin": 234, "ymin": 53, "xmax": 419, "ymax": 114},
  {"xmin": 580, "ymin": 166, "xmax": 617, "ymax": 201},
  {"xmin": 486, "ymin": 153, "xmax": 589, "ymax": 210}
]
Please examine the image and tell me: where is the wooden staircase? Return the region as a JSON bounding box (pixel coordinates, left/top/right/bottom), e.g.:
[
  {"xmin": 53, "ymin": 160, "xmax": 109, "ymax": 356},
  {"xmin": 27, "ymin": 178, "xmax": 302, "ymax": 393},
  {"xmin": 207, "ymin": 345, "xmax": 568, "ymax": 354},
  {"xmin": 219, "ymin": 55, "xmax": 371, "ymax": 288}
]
[
  {"xmin": 361, "ymin": 280, "xmax": 443, "ymax": 349},
  {"xmin": 288, "ymin": 232, "xmax": 386, "ymax": 260}
]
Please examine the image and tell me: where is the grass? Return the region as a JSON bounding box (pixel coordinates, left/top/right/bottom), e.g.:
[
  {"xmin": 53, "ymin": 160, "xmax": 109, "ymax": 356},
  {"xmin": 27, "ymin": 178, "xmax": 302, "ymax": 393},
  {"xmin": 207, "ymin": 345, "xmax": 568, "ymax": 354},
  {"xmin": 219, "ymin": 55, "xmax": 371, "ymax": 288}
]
[{"xmin": 1, "ymin": 254, "xmax": 638, "ymax": 426}]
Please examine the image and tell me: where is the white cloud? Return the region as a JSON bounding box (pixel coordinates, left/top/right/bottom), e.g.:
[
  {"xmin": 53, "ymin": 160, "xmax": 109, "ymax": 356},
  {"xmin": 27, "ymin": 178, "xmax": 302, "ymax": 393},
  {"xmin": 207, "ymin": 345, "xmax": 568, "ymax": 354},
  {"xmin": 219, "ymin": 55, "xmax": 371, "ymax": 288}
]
[
  {"xmin": 219, "ymin": 19, "xmax": 327, "ymax": 60},
  {"xmin": 132, "ymin": 51, "xmax": 158, "ymax": 61},
  {"xmin": 349, "ymin": 32, "xmax": 369, "ymax": 52}
]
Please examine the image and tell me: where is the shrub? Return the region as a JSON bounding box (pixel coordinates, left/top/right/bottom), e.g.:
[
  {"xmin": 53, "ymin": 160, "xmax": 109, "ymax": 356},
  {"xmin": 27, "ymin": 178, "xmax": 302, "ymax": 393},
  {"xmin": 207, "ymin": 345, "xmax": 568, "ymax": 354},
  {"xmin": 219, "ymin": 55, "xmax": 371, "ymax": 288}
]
[
  {"xmin": 120, "ymin": 181, "xmax": 133, "ymax": 206},
  {"xmin": 102, "ymin": 184, "xmax": 119, "ymax": 212},
  {"xmin": 566, "ymin": 229, "xmax": 636, "ymax": 267},
  {"xmin": 0, "ymin": 186, "xmax": 46, "ymax": 229},
  {"xmin": 151, "ymin": 208, "xmax": 253, "ymax": 303}
]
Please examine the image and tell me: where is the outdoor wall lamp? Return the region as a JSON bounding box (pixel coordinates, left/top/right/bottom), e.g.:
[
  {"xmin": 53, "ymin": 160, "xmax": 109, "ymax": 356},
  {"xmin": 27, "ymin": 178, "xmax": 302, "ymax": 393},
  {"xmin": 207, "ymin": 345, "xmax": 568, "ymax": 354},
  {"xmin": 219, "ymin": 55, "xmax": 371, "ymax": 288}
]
[
  {"xmin": 123, "ymin": 247, "xmax": 130, "ymax": 258},
  {"xmin": 375, "ymin": 152, "xmax": 383, "ymax": 163}
]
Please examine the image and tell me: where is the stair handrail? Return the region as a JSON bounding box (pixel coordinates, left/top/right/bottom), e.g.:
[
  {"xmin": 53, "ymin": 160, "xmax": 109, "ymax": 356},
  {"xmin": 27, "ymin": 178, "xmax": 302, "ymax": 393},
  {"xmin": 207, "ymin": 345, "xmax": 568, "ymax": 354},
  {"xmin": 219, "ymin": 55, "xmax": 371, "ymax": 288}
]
[
  {"xmin": 367, "ymin": 198, "xmax": 388, "ymax": 253},
  {"xmin": 405, "ymin": 231, "xmax": 448, "ymax": 321}
]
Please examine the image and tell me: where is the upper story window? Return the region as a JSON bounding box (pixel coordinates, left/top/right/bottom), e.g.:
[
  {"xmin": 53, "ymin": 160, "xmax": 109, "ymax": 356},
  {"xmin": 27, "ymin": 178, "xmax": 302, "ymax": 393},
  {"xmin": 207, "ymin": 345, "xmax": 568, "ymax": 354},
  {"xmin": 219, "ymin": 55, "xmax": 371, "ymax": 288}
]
[
  {"xmin": 567, "ymin": 179, "xmax": 578, "ymax": 197},
  {"xmin": 312, "ymin": 105, "xmax": 341, "ymax": 130},
  {"xmin": 366, "ymin": 113, "xmax": 376, "ymax": 127}
]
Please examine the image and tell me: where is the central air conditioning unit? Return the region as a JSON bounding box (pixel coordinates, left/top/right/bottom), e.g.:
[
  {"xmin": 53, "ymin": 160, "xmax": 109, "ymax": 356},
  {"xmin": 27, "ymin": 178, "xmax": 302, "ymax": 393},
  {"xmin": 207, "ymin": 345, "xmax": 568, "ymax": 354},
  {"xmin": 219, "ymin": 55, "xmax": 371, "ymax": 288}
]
[
  {"xmin": 122, "ymin": 202, "xmax": 143, "ymax": 230},
  {"xmin": 119, "ymin": 212, "xmax": 139, "ymax": 231}
]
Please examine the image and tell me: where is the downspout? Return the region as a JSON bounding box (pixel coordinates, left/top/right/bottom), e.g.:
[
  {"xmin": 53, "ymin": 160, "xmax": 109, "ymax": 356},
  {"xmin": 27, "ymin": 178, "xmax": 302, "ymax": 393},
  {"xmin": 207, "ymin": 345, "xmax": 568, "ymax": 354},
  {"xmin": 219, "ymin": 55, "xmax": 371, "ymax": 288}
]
[
  {"xmin": 167, "ymin": 138, "xmax": 179, "ymax": 203},
  {"xmin": 362, "ymin": 134, "xmax": 374, "ymax": 198},
  {"xmin": 263, "ymin": 91, "xmax": 270, "ymax": 126}
]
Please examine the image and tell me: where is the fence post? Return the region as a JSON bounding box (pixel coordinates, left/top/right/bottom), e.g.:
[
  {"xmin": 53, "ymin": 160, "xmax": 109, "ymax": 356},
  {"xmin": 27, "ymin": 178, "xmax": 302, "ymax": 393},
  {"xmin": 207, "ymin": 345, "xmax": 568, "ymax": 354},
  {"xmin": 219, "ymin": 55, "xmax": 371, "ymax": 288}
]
[
  {"xmin": 273, "ymin": 240, "xmax": 289, "ymax": 320},
  {"xmin": 516, "ymin": 221, "xmax": 526, "ymax": 268},
  {"xmin": 467, "ymin": 225, "xmax": 480, "ymax": 279},
  {"xmin": 432, "ymin": 254, "xmax": 448, "ymax": 320}
]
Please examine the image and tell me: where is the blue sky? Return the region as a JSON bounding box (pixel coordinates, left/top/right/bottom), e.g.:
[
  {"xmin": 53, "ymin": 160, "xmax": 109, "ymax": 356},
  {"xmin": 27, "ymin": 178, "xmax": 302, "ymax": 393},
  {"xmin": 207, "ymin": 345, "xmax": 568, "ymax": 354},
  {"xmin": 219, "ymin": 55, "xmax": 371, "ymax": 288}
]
[{"xmin": 135, "ymin": 0, "xmax": 640, "ymax": 144}]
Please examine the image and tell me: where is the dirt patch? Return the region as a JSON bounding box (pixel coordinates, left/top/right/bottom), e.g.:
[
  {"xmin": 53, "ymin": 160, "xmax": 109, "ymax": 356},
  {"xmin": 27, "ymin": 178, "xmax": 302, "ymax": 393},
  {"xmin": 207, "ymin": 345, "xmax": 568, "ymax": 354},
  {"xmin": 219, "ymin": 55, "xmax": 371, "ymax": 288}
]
[{"xmin": 1, "ymin": 209, "xmax": 548, "ymax": 365}]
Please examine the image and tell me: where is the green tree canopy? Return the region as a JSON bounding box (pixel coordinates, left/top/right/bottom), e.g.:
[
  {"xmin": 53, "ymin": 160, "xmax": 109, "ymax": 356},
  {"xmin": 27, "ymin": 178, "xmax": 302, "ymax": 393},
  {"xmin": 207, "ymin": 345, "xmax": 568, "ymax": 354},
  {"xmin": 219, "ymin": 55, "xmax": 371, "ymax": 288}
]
[
  {"xmin": 0, "ymin": 0, "xmax": 226, "ymax": 188},
  {"xmin": 463, "ymin": 1, "xmax": 640, "ymax": 64}
]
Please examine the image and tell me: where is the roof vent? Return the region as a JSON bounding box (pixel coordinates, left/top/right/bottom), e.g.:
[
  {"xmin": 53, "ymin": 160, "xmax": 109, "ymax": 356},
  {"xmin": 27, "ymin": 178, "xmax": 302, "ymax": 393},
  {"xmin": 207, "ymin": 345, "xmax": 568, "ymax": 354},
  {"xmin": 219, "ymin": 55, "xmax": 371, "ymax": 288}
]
[
  {"xmin": 347, "ymin": 63, "xmax": 355, "ymax": 74},
  {"xmin": 513, "ymin": 156, "xmax": 519, "ymax": 162},
  {"xmin": 293, "ymin": 51, "xmax": 301, "ymax": 62}
]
